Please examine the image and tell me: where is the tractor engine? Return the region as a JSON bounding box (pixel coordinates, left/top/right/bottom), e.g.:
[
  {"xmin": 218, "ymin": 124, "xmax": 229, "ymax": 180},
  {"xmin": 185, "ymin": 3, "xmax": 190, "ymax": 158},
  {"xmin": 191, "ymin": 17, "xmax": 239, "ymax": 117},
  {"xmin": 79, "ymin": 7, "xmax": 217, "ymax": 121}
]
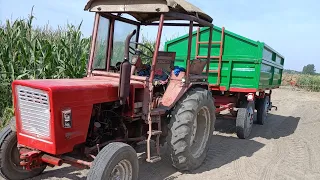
[{"xmin": 86, "ymin": 102, "xmax": 143, "ymax": 148}]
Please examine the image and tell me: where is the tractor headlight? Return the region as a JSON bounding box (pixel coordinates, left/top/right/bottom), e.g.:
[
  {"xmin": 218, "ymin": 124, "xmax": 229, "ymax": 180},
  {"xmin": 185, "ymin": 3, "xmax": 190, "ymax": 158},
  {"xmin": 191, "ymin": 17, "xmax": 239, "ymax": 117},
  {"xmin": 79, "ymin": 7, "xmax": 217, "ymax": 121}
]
[{"xmin": 62, "ymin": 109, "xmax": 72, "ymax": 128}]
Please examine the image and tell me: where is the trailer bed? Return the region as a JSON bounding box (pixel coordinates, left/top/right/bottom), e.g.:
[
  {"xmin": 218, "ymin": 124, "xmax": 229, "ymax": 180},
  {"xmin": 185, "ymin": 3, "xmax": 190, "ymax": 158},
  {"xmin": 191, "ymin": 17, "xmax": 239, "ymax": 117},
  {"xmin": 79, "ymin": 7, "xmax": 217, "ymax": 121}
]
[{"xmin": 165, "ymin": 26, "xmax": 284, "ymax": 92}]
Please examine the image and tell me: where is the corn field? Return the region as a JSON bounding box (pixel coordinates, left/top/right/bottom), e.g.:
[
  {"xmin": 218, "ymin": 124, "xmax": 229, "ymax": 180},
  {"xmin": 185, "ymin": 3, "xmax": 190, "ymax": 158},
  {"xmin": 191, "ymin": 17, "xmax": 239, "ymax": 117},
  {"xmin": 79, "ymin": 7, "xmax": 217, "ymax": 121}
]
[
  {"xmin": 0, "ymin": 14, "xmax": 91, "ymax": 127},
  {"xmin": 0, "ymin": 13, "xmax": 157, "ymax": 128},
  {"xmin": 282, "ymin": 73, "xmax": 320, "ymax": 92}
]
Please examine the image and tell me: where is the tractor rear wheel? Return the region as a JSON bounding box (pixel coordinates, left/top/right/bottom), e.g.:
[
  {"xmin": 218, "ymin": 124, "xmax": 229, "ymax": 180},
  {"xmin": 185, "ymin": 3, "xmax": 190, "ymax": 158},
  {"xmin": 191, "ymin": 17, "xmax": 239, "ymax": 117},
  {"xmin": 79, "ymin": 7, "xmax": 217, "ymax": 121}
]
[
  {"xmin": 167, "ymin": 88, "xmax": 215, "ymax": 171},
  {"xmin": 87, "ymin": 142, "xmax": 139, "ymax": 180},
  {"xmin": 256, "ymin": 96, "xmax": 270, "ymax": 125},
  {"xmin": 236, "ymin": 101, "xmax": 255, "ymax": 139},
  {"xmin": 0, "ymin": 125, "xmax": 46, "ymax": 180}
]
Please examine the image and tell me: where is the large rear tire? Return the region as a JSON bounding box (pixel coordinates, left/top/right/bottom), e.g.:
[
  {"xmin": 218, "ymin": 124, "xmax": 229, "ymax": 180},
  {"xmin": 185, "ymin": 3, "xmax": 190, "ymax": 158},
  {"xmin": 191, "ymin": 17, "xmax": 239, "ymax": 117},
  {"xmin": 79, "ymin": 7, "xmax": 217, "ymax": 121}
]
[
  {"xmin": 0, "ymin": 125, "xmax": 46, "ymax": 180},
  {"xmin": 167, "ymin": 88, "xmax": 215, "ymax": 171},
  {"xmin": 87, "ymin": 142, "xmax": 139, "ymax": 180},
  {"xmin": 236, "ymin": 101, "xmax": 255, "ymax": 139}
]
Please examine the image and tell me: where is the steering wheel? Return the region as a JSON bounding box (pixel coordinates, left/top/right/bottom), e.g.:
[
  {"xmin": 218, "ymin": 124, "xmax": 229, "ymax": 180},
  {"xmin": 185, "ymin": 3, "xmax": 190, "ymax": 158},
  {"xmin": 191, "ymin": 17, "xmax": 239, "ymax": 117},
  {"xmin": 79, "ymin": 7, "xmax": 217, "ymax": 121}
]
[{"xmin": 129, "ymin": 42, "xmax": 154, "ymax": 60}]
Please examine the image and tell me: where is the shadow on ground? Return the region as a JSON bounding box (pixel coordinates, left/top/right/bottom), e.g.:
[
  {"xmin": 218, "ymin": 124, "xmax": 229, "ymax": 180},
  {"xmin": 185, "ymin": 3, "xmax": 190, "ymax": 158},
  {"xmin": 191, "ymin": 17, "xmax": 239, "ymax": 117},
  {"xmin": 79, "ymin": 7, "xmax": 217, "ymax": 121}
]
[
  {"xmin": 137, "ymin": 113, "xmax": 300, "ymax": 180},
  {"xmin": 29, "ymin": 113, "xmax": 299, "ymax": 180},
  {"xmin": 29, "ymin": 165, "xmax": 88, "ymax": 180},
  {"xmin": 214, "ymin": 113, "xmax": 300, "ymax": 140}
]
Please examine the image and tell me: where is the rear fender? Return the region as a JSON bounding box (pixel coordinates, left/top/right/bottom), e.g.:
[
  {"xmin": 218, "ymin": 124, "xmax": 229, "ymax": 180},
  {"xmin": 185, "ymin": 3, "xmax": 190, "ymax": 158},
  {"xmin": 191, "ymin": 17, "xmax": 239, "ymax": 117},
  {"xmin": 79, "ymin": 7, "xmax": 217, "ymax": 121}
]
[{"xmin": 160, "ymin": 72, "xmax": 209, "ymax": 110}]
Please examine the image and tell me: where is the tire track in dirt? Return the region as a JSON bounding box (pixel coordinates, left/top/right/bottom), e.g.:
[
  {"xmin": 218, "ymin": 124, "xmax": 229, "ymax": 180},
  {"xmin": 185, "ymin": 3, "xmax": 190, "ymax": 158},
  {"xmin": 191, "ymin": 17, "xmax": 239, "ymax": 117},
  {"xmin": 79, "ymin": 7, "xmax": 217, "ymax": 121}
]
[
  {"xmin": 232, "ymin": 151, "xmax": 249, "ymax": 180},
  {"xmin": 259, "ymin": 140, "xmax": 287, "ymax": 180},
  {"xmin": 257, "ymin": 115, "xmax": 296, "ymax": 180}
]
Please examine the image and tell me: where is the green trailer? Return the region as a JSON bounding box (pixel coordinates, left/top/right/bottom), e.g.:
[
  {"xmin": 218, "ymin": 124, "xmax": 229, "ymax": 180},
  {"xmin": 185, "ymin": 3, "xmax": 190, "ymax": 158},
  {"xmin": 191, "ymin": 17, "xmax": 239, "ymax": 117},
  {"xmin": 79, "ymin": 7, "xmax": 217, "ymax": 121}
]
[
  {"xmin": 165, "ymin": 26, "xmax": 284, "ymax": 139},
  {"xmin": 165, "ymin": 26, "xmax": 284, "ymax": 92}
]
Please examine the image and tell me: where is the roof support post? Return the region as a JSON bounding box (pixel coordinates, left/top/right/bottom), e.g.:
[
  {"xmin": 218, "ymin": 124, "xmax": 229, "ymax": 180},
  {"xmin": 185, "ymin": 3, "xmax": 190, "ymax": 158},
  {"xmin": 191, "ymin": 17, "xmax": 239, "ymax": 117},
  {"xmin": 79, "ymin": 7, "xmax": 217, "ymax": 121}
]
[
  {"xmin": 186, "ymin": 21, "xmax": 194, "ymax": 82},
  {"xmin": 87, "ymin": 13, "xmax": 100, "ymax": 77},
  {"xmin": 106, "ymin": 17, "xmax": 115, "ymax": 71},
  {"xmin": 149, "ymin": 14, "xmax": 165, "ymax": 83}
]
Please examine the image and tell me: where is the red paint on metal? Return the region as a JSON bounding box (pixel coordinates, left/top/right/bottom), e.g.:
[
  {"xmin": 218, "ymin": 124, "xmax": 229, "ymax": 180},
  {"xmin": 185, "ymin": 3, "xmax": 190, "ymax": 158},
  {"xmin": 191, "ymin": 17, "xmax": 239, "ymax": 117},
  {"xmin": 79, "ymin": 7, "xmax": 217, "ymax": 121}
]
[
  {"xmin": 215, "ymin": 103, "xmax": 234, "ymax": 113},
  {"xmin": 149, "ymin": 14, "xmax": 165, "ymax": 83},
  {"xmin": 195, "ymin": 28, "xmax": 200, "ymax": 61},
  {"xmin": 196, "ymin": 26, "xmax": 224, "ymax": 85},
  {"xmin": 62, "ymin": 156, "xmax": 92, "ymax": 168},
  {"xmin": 229, "ymin": 87, "xmax": 257, "ymax": 93},
  {"xmin": 256, "ymin": 91, "xmax": 266, "ymax": 99},
  {"xmin": 160, "ymin": 72, "xmax": 191, "ymax": 109},
  {"xmin": 146, "ymin": 14, "xmax": 165, "ymax": 163},
  {"xmin": 41, "ymin": 154, "xmax": 62, "ymax": 166},
  {"xmin": 92, "ymin": 70, "xmax": 147, "ymax": 82},
  {"xmin": 210, "ymin": 86, "xmax": 258, "ymax": 93},
  {"xmin": 214, "ymin": 96, "xmax": 237, "ymax": 105},
  {"xmin": 19, "ymin": 150, "xmax": 61, "ymax": 170},
  {"xmin": 13, "ymin": 76, "xmax": 144, "ymax": 155}
]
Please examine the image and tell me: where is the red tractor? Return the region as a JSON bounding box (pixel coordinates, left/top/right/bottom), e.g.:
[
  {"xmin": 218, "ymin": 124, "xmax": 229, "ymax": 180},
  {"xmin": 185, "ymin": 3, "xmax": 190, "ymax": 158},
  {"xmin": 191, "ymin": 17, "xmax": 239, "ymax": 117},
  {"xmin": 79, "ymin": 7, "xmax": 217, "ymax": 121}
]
[{"xmin": 0, "ymin": 1, "xmax": 217, "ymax": 179}]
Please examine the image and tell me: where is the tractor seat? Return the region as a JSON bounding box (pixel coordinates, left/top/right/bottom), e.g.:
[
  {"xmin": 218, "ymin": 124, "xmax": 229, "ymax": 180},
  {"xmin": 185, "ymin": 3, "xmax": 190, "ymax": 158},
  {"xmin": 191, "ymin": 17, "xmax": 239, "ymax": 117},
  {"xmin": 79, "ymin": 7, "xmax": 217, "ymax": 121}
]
[{"xmin": 153, "ymin": 51, "xmax": 176, "ymax": 84}]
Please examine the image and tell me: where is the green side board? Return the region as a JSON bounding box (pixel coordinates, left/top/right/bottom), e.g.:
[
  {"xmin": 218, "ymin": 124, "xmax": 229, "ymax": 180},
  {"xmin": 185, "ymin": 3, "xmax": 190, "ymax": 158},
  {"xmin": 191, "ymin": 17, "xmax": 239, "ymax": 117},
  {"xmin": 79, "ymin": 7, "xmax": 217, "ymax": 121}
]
[{"xmin": 165, "ymin": 26, "xmax": 284, "ymax": 91}]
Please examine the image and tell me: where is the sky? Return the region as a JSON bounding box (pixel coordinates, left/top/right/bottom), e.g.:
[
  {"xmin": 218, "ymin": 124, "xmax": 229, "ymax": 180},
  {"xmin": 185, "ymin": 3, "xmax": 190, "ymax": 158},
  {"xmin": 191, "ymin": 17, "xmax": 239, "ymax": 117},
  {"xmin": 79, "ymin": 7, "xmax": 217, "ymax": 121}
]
[{"xmin": 0, "ymin": 0, "xmax": 319, "ymax": 72}]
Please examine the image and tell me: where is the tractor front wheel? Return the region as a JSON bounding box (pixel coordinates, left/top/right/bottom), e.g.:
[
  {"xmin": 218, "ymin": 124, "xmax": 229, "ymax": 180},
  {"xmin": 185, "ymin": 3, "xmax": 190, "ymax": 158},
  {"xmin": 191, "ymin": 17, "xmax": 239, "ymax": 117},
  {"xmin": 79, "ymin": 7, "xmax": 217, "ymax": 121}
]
[
  {"xmin": 0, "ymin": 125, "xmax": 46, "ymax": 180},
  {"xmin": 236, "ymin": 101, "xmax": 255, "ymax": 139},
  {"xmin": 167, "ymin": 88, "xmax": 215, "ymax": 171},
  {"xmin": 87, "ymin": 142, "xmax": 139, "ymax": 180}
]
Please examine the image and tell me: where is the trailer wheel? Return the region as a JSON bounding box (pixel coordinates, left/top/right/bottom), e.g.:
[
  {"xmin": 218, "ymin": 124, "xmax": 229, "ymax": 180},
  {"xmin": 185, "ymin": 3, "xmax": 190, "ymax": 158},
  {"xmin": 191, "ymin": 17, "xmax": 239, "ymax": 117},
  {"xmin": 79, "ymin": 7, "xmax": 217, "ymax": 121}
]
[
  {"xmin": 256, "ymin": 96, "xmax": 270, "ymax": 125},
  {"xmin": 0, "ymin": 125, "xmax": 46, "ymax": 180},
  {"xmin": 87, "ymin": 142, "xmax": 139, "ymax": 180},
  {"xmin": 167, "ymin": 88, "xmax": 215, "ymax": 171},
  {"xmin": 236, "ymin": 101, "xmax": 255, "ymax": 139}
]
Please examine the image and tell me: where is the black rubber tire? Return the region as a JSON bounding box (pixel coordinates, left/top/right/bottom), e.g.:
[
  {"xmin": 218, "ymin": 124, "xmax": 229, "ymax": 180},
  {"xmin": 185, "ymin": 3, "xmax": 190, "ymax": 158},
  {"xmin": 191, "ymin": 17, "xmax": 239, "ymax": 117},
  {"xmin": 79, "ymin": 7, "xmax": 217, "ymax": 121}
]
[
  {"xmin": 256, "ymin": 96, "xmax": 270, "ymax": 125},
  {"xmin": 236, "ymin": 101, "xmax": 255, "ymax": 139},
  {"xmin": 167, "ymin": 88, "xmax": 215, "ymax": 171},
  {"xmin": 0, "ymin": 126, "xmax": 46, "ymax": 180},
  {"xmin": 87, "ymin": 142, "xmax": 139, "ymax": 180}
]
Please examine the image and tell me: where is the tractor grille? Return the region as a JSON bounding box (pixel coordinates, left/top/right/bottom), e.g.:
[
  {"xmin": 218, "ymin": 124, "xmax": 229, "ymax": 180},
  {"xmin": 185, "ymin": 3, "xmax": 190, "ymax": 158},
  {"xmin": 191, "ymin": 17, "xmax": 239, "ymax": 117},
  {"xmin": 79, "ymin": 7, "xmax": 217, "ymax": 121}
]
[{"xmin": 16, "ymin": 86, "xmax": 51, "ymax": 138}]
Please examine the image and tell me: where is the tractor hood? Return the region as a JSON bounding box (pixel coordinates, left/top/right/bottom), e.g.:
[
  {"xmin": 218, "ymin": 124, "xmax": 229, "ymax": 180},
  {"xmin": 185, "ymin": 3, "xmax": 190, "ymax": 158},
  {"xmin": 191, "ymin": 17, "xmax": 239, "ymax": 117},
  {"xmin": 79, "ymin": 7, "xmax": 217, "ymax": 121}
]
[
  {"xmin": 12, "ymin": 76, "xmax": 144, "ymax": 154},
  {"xmin": 12, "ymin": 76, "xmax": 144, "ymax": 104}
]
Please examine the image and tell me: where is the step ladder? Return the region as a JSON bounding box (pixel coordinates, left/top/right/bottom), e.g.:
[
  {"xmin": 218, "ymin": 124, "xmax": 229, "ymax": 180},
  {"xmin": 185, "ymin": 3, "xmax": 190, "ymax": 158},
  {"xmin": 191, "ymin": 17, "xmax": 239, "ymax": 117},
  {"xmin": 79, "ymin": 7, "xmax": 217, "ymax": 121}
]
[
  {"xmin": 145, "ymin": 107, "xmax": 165, "ymax": 163},
  {"xmin": 196, "ymin": 26, "xmax": 225, "ymax": 86}
]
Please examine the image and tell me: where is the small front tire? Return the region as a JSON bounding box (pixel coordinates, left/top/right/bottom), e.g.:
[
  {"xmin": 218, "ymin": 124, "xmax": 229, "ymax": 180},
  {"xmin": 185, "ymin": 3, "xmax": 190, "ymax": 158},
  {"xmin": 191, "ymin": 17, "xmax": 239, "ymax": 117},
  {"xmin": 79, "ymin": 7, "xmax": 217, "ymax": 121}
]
[{"xmin": 87, "ymin": 142, "xmax": 139, "ymax": 180}]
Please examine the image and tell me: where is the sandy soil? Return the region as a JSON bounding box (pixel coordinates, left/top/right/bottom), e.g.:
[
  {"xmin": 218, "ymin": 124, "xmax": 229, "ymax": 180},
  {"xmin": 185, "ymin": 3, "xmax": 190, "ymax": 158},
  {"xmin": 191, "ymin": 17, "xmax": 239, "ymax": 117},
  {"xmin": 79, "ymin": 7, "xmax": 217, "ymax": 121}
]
[{"xmin": 15, "ymin": 87, "xmax": 320, "ymax": 180}]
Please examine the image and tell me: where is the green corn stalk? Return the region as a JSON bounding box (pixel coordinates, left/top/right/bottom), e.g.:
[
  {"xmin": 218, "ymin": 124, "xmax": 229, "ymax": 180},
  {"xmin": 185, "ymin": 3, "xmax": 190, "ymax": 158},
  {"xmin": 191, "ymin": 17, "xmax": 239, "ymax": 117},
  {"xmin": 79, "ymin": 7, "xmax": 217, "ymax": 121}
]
[{"xmin": 0, "ymin": 13, "xmax": 91, "ymax": 127}]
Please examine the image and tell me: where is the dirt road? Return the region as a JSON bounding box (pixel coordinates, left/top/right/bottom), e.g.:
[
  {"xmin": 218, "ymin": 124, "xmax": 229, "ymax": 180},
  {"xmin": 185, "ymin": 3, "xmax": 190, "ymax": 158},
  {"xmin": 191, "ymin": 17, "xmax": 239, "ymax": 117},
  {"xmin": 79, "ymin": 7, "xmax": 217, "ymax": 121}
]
[{"xmin": 25, "ymin": 87, "xmax": 320, "ymax": 180}]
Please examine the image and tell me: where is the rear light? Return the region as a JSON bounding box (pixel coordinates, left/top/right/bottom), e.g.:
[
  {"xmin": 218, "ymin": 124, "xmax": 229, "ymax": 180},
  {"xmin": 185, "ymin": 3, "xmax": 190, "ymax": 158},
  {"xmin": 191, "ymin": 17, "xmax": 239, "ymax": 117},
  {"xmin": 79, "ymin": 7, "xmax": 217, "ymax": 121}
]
[
  {"xmin": 247, "ymin": 93, "xmax": 255, "ymax": 101},
  {"xmin": 62, "ymin": 109, "xmax": 72, "ymax": 128}
]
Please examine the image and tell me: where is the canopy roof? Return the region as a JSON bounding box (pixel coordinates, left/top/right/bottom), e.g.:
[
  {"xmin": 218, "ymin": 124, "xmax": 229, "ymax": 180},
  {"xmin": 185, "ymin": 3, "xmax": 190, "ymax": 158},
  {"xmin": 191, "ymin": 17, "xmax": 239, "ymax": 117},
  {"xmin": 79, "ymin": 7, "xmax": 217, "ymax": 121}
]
[{"xmin": 84, "ymin": 0, "xmax": 213, "ymax": 24}]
